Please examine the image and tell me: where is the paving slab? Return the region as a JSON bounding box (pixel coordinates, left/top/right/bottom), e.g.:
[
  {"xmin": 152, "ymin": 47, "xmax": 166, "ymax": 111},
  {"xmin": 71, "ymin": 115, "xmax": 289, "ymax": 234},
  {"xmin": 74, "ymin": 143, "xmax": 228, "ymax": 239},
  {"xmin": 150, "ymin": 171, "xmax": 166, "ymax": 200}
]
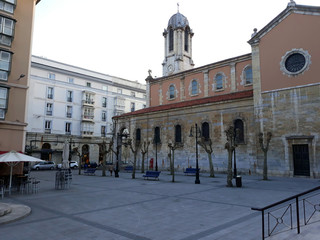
[{"xmin": 0, "ymin": 170, "xmax": 319, "ymax": 240}]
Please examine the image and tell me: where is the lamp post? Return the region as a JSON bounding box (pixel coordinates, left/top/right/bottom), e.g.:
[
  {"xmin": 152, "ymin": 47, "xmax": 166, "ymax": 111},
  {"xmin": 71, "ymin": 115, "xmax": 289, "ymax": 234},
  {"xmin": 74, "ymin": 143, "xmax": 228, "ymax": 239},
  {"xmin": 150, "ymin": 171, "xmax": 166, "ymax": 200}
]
[
  {"xmin": 189, "ymin": 123, "xmax": 200, "ymax": 184},
  {"xmin": 115, "ymin": 129, "xmax": 129, "ymax": 178},
  {"xmin": 233, "ymin": 128, "xmax": 240, "ymax": 178}
]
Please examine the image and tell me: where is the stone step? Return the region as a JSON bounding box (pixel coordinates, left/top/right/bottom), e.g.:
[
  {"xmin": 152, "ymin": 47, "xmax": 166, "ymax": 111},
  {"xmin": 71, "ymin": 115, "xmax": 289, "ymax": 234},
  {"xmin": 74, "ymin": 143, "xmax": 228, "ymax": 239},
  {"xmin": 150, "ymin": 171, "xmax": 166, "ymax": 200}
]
[
  {"xmin": 0, "ymin": 203, "xmax": 12, "ymax": 217},
  {"xmin": 0, "ymin": 203, "xmax": 31, "ymax": 225}
]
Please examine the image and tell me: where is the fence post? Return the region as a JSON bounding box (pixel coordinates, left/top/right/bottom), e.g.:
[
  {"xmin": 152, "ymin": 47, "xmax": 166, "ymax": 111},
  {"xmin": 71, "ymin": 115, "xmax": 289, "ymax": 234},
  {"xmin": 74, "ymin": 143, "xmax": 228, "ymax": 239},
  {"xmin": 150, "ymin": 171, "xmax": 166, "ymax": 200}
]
[
  {"xmin": 296, "ymin": 197, "xmax": 300, "ymax": 234},
  {"xmin": 262, "ymin": 210, "xmax": 265, "ymax": 240}
]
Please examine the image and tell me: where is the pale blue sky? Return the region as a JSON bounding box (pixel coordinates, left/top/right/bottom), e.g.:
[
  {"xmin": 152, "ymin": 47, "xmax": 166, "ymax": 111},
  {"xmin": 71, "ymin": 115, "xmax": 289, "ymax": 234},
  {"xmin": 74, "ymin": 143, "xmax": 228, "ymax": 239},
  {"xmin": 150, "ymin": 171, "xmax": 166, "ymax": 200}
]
[{"xmin": 32, "ymin": 0, "xmax": 319, "ymax": 83}]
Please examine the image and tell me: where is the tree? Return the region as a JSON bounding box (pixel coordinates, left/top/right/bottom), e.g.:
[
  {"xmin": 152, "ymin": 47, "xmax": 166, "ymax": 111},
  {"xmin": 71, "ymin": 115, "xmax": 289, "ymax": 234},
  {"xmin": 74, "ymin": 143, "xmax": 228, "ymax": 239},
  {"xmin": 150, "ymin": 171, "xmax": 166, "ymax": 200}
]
[
  {"xmin": 198, "ymin": 137, "xmax": 215, "ymax": 177},
  {"xmin": 225, "ymin": 126, "xmax": 236, "ymax": 187},
  {"xmin": 259, "ymin": 132, "xmax": 272, "ymax": 180},
  {"xmin": 98, "ymin": 139, "xmax": 114, "ymax": 177},
  {"xmin": 128, "ymin": 139, "xmax": 140, "ymax": 179},
  {"xmin": 140, "ymin": 141, "xmax": 150, "ymax": 173},
  {"xmin": 73, "ymin": 147, "xmax": 82, "ymax": 175},
  {"xmin": 168, "ymin": 142, "xmax": 183, "ymax": 182}
]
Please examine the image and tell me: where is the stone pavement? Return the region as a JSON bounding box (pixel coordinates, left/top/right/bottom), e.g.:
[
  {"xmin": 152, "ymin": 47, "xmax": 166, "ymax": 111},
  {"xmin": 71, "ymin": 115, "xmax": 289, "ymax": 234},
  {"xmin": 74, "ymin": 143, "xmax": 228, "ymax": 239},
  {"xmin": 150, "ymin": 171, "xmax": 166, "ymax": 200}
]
[{"xmin": 0, "ymin": 170, "xmax": 319, "ymax": 240}]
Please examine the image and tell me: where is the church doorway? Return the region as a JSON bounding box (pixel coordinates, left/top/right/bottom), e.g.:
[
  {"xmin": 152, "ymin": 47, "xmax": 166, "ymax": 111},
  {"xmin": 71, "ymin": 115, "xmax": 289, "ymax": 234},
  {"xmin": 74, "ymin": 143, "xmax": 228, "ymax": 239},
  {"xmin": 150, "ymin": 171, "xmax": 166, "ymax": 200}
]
[{"xmin": 293, "ymin": 144, "xmax": 310, "ymax": 176}]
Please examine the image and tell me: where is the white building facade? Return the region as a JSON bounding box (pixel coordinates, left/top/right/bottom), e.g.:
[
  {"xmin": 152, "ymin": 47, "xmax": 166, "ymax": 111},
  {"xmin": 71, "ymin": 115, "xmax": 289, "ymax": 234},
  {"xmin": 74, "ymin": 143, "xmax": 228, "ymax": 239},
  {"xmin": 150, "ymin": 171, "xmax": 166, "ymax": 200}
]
[{"xmin": 25, "ymin": 56, "xmax": 146, "ymax": 165}]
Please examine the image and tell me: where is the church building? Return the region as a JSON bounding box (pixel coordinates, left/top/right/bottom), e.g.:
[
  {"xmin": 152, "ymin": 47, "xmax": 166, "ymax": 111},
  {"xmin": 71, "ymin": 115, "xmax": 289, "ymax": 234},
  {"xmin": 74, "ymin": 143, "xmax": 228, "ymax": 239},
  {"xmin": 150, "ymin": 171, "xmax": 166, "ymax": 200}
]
[{"xmin": 113, "ymin": 1, "xmax": 320, "ymax": 178}]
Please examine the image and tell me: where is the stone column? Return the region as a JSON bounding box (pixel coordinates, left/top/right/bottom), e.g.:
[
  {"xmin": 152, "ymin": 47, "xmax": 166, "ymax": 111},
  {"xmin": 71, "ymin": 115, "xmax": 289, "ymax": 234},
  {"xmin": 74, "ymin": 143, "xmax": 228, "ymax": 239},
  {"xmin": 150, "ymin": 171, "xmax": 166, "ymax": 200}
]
[
  {"xmin": 230, "ymin": 63, "xmax": 236, "ymax": 92},
  {"xmin": 203, "ymin": 70, "xmax": 209, "ymax": 97}
]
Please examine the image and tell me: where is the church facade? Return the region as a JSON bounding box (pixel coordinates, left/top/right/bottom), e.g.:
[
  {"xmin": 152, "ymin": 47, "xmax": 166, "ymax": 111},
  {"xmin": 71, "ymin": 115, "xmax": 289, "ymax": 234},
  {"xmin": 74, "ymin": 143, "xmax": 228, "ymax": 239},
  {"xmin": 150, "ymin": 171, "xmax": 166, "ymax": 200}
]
[{"xmin": 113, "ymin": 2, "xmax": 320, "ymax": 178}]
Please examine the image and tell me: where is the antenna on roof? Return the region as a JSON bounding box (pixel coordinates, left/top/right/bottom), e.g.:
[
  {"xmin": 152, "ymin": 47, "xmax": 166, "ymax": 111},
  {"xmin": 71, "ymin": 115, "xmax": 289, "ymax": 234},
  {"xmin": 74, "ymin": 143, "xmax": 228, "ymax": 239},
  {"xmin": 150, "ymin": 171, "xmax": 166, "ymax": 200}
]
[{"xmin": 177, "ymin": 2, "xmax": 179, "ymax": 12}]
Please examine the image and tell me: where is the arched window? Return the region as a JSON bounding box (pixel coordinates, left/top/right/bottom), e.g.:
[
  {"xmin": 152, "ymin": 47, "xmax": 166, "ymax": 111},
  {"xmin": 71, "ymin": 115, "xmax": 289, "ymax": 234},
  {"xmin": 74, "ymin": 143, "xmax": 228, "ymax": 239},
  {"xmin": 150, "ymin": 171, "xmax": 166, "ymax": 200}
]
[
  {"xmin": 244, "ymin": 66, "xmax": 253, "ymax": 85},
  {"xmin": 234, "ymin": 119, "xmax": 244, "ymax": 143},
  {"xmin": 191, "ymin": 80, "xmax": 198, "ymax": 95},
  {"xmin": 136, "ymin": 128, "xmax": 141, "ymax": 142},
  {"xmin": 169, "ymin": 28, "xmax": 174, "ymax": 52},
  {"xmin": 154, "ymin": 127, "xmax": 161, "ymax": 144},
  {"xmin": 184, "ymin": 28, "xmax": 189, "ymax": 52},
  {"xmin": 202, "ymin": 122, "xmax": 210, "ymax": 141},
  {"xmin": 169, "ymin": 85, "xmax": 175, "ymax": 99},
  {"xmin": 175, "ymin": 124, "xmax": 182, "ymax": 143},
  {"xmin": 215, "ymin": 73, "xmax": 224, "ymax": 90}
]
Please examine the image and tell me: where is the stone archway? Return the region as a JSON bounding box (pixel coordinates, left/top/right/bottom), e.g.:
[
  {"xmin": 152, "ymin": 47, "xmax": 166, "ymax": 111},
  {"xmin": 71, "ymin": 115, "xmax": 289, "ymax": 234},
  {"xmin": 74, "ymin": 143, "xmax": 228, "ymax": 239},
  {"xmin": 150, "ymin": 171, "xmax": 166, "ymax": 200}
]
[{"xmin": 41, "ymin": 143, "xmax": 52, "ymax": 160}]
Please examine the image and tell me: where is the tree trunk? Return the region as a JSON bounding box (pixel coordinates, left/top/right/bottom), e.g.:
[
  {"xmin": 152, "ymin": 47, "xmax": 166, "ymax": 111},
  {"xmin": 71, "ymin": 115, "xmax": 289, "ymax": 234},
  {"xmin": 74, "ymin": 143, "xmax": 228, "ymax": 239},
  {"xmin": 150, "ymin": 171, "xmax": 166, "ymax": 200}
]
[
  {"xmin": 172, "ymin": 150, "xmax": 175, "ymax": 182},
  {"xmin": 263, "ymin": 150, "xmax": 268, "ymax": 180},
  {"xmin": 227, "ymin": 150, "xmax": 233, "ymax": 187},
  {"xmin": 102, "ymin": 152, "xmax": 106, "ymax": 177},
  {"xmin": 132, "ymin": 152, "xmax": 137, "ymax": 179},
  {"xmin": 208, "ymin": 152, "xmax": 215, "ymax": 177},
  {"xmin": 141, "ymin": 153, "xmax": 145, "ymax": 173}
]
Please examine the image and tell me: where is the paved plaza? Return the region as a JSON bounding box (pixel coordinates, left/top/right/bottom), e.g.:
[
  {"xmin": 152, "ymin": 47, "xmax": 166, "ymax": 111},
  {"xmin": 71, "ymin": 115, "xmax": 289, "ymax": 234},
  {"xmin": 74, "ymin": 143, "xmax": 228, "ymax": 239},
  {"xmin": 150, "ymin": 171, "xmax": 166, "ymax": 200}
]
[{"xmin": 0, "ymin": 170, "xmax": 319, "ymax": 240}]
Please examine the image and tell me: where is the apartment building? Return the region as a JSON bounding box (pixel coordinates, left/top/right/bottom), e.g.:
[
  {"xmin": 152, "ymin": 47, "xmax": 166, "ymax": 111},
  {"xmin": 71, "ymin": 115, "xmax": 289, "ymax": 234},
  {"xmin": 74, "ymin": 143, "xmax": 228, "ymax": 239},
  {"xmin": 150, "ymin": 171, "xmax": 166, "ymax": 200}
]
[
  {"xmin": 0, "ymin": 0, "xmax": 40, "ymax": 155},
  {"xmin": 25, "ymin": 55, "xmax": 146, "ymax": 164}
]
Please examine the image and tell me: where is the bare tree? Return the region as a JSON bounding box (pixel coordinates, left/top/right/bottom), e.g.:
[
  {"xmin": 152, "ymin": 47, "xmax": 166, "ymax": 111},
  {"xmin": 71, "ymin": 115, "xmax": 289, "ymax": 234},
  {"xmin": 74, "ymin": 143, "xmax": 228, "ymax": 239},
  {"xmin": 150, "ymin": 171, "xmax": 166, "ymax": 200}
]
[
  {"xmin": 140, "ymin": 141, "xmax": 150, "ymax": 173},
  {"xmin": 168, "ymin": 142, "xmax": 183, "ymax": 182},
  {"xmin": 259, "ymin": 132, "xmax": 272, "ymax": 180},
  {"xmin": 225, "ymin": 126, "xmax": 236, "ymax": 187},
  {"xmin": 98, "ymin": 139, "xmax": 114, "ymax": 177},
  {"xmin": 73, "ymin": 147, "xmax": 82, "ymax": 175},
  {"xmin": 198, "ymin": 138, "xmax": 215, "ymax": 177},
  {"xmin": 128, "ymin": 139, "xmax": 140, "ymax": 179}
]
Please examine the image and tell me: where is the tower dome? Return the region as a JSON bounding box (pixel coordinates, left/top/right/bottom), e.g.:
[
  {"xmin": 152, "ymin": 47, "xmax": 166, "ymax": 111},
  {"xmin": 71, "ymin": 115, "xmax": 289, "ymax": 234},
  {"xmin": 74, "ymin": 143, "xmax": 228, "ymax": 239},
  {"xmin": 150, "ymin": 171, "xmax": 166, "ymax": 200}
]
[{"xmin": 168, "ymin": 12, "xmax": 189, "ymax": 29}]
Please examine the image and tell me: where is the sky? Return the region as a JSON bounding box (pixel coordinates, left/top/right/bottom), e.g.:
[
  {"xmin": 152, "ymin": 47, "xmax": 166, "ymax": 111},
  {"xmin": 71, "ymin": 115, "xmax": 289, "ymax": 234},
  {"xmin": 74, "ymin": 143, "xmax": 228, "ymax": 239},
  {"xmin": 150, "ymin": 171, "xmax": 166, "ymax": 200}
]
[{"xmin": 32, "ymin": 0, "xmax": 319, "ymax": 83}]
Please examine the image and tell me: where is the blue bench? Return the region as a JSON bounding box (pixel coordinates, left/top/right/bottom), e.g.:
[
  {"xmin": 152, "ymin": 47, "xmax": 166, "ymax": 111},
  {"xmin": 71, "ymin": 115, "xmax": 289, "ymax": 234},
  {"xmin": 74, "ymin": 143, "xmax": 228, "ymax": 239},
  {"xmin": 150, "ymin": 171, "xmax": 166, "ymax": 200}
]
[
  {"xmin": 84, "ymin": 168, "xmax": 96, "ymax": 175},
  {"xmin": 124, "ymin": 166, "xmax": 133, "ymax": 172},
  {"xmin": 143, "ymin": 171, "xmax": 161, "ymax": 180},
  {"xmin": 184, "ymin": 168, "xmax": 200, "ymax": 175}
]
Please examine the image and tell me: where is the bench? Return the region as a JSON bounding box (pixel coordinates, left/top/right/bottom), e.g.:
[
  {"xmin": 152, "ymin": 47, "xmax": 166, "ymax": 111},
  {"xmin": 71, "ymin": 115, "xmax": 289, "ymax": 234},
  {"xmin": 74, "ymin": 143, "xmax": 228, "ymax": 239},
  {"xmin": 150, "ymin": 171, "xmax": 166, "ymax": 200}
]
[
  {"xmin": 184, "ymin": 168, "xmax": 200, "ymax": 175},
  {"xmin": 84, "ymin": 168, "xmax": 96, "ymax": 175},
  {"xmin": 124, "ymin": 166, "xmax": 133, "ymax": 172},
  {"xmin": 143, "ymin": 171, "xmax": 161, "ymax": 180}
]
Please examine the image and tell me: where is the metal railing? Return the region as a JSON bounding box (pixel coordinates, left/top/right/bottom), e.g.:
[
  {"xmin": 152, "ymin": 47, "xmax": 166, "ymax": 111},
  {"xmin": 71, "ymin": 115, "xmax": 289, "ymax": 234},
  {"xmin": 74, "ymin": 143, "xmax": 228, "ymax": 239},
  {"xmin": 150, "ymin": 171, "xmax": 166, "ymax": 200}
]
[{"xmin": 252, "ymin": 186, "xmax": 320, "ymax": 240}]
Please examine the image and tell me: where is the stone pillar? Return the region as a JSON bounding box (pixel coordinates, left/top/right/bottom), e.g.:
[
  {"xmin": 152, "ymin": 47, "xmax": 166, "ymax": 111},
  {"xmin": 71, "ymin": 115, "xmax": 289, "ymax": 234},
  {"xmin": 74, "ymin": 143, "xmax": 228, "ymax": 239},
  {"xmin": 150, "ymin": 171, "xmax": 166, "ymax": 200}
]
[
  {"xmin": 180, "ymin": 76, "xmax": 185, "ymax": 101},
  {"xmin": 159, "ymin": 83, "xmax": 163, "ymax": 105}
]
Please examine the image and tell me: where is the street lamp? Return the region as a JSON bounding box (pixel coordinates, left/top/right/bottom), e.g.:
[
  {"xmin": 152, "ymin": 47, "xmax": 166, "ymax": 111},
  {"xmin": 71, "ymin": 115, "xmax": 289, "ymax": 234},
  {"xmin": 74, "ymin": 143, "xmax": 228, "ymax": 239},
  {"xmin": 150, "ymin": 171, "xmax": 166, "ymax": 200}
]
[
  {"xmin": 189, "ymin": 123, "xmax": 201, "ymax": 184},
  {"xmin": 115, "ymin": 129, "xmax": 129, "ymax": 178},
  {"xmin": 233, "ymin": 128, "xmax": 240, "ymax": 178}
]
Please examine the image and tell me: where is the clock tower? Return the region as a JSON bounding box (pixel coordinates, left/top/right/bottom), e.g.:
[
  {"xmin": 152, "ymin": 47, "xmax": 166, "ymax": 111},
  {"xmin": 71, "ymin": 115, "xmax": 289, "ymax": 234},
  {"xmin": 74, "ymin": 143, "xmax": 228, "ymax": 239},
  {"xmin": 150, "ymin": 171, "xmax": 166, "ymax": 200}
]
[{"xmin": 162, "ymin": 10, "xmax": 194, "ymax": 76}]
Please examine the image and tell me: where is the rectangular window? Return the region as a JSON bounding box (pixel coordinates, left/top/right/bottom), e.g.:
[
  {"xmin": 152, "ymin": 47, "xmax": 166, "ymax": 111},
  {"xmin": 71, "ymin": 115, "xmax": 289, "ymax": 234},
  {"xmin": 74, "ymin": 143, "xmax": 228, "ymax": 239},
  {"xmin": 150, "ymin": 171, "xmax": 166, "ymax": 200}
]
[
  {"xmin": 0, "ymin": 50, "xmax": 11, "ymax": 80},
  {"xmin": 46, "ymin": 103, "xmax": 53, "ymax": 116},
  {"xmin": 117, "ymin": 88, "xmax": 122, "ymax": 94},
  {"xmin": 67, "ymin": 90, "xmax": 73, "ymax": 102},
  {"xmin": 0, "ymin": 87, "xmax": 8, "ymax": 119},
  {"xmin": 131, "ymin": 91, "xmax": 135, "ymax": 97},
  {"xmin": 65, "ymin": 122, "xmax": 71, "ymax": 135},
  {"xmin": 101, "ymin": 126, "xmax": 106, "ymax": 137},
  {"xmin": 101, "ymin": 111, "xmax": 106, "ymax": 121},
  {"xmin": 48, "ymin": 73, "xmax": 55, "ymax": 80},
  {"xmin": 83, "ymin": 107, "xmax": 94, "ymax": 120},
  {"xmin": 45, "ymin": 120, "xmax": 52, "ymax": 134},
  {"xmin": 0, "ymin": 1, "xmax": 15, "ymax": 14},
  {"xmin": 130, "ymin": 102, "xmax": 135, "ymax": 112},
  {"xmin": 47, "ymin": 87, "xmax": 53, "ymax": 99},
  {"xmin": 68, "ymin": 77, "xmax": 74, "ymax": 84},
  {"xmin": 86, "ymin": 82, "xmax": 91, "ymax": 87},
  {"xmin": 102, "ymin": 97, "xmax": 107, "ymax": 107},
  {"xmin": 66, "ymin": 106, "xmax": 72, "ymax": 118}
]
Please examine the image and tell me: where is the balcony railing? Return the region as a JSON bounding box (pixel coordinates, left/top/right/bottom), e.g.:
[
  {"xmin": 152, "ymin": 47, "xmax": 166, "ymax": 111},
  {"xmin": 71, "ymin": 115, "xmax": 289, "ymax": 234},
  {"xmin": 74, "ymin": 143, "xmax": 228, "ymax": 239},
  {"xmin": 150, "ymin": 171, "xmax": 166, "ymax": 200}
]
[
  {"xmin": 66, "ymin": 113, "xmax": 72, "ymax": 118},
  {"xmin": 81, "ymin": 131, "xmax": 93, "ymax": 137},
  {"xmin": 82, "ymin": 99, "xmax": 94, "ymax": 105},
  {"xmin": 82, "ymin": 115, "xmax": 94, "ymax": 121},
  {"xmin": 44, "ymin": 129, "xmax": 51, "ymax": 134},
  {"xmin": 46, "ymin": 111, "xmax": 52, "ymax": 116}
]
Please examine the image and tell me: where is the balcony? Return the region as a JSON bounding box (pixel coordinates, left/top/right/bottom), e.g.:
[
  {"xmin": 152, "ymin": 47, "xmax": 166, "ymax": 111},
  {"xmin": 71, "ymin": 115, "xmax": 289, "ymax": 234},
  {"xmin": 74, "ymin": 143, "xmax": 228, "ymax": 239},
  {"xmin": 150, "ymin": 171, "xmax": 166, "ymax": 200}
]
[
  {"xmin": 46, "ymin": 111, "xmax": 52, "ymax": 116},
  {"xmin": 81, "ymin": 130, "xmax": 94, "ymax": 138},
  {"xmin": 44, "ymin": 129, "xmax": 51, "ymax": 134},
  {"xmin": 82, "ymin": 99, "xmax": 95, "ymax": 106},
  {"xmin": 82, "ymin": 114, "xmax": 94, "ymax": 122}
]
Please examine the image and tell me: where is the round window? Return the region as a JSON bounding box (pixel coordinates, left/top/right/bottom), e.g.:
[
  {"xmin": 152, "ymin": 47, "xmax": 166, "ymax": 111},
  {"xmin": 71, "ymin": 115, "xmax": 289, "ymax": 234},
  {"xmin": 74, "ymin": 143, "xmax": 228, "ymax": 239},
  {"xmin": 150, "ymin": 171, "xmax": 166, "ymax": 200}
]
[
  {"xmin": 280, "ymin": 49, "xmax": 311, "ymax": 77},
  {"xmin": 285, "ymin": 53, "xmax": 306, "ymax": 73}
]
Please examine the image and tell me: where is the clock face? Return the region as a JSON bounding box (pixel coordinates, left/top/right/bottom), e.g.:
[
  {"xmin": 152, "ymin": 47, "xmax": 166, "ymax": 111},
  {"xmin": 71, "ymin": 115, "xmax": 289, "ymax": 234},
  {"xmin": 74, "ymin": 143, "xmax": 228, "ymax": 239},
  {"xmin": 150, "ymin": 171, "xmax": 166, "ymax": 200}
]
[
  {"xmin": 285, "ymin": 53, "xmax": 306, "ymax": 73},
  {"xmin": 167, "ymin": 64, "xmax": 173, "ymax": 73}
]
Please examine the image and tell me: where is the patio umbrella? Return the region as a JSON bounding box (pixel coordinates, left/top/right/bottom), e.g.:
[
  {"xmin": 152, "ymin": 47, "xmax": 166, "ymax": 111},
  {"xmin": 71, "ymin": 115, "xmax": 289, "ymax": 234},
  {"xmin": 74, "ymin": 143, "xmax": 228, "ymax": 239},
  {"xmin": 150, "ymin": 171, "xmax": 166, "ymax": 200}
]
[
  {"xmin": 0, "ymin": 150, "xmax": 44, "ymax": 194},
  {"xmin": 62, "ymin": 140, "xmax": 70, "ymax": 169}
]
